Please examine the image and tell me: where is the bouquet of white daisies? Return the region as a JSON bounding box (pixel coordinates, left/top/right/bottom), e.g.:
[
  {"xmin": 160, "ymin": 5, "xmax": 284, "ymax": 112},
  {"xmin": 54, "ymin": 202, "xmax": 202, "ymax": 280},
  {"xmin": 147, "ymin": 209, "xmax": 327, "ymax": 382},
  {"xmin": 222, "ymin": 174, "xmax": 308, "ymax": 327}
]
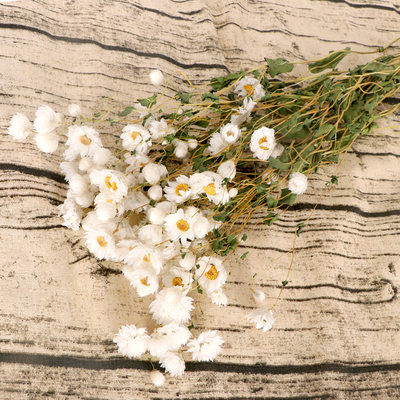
[{"xmin": 7, "ymin": 44, "xmax": 400, "ymax": 385}]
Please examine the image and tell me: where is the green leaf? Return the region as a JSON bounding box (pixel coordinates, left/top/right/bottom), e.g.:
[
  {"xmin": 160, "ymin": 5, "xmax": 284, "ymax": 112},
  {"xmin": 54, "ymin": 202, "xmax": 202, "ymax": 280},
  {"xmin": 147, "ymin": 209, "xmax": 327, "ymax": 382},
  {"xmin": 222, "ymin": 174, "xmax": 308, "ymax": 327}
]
[
  {"xmin": 201, "ymin": 92, "xmax": 219, "ymax": 102},
  {"xmin": 268, "ymin": 156, "xmax": 291, "ymax": 171},
  {"xmin": 264, "ymin": 212, "xmax": 279, "ymax": 226},
  {"xmin": 330, "ymin": 175, "xmax": 338, "ymax": 185},
  {"xmin": 197, "ymin": 287, "xmax": 203, "ymax": 294},
  {"xmin": 241, "ymin": 233, "xmax": 248, "ymax": 241},
  {"xmin": 265, "ymin": 57, "xmax": 294, "ymax": 78},
  {"xmin": 240, "ymin": 251, "xmax": 249, "ymax": 260},
  {"xmin": 210, "ymin": 71, "xmax": 247, "ymax": 91},
  {"xmin": 192, "ymin": 119, "xmax": 209, "ymax": 128},
  {"xmin": 138, "ymin": 94, "xmax": 157, "ymax": 108},
  {"xmin": 314, "ymin": 123, "xmax": 336, "ymax": 138},
  {"xmin": 296, "ymin": 222, "xmax": 305, "ymax": 237},
  {"xmin": 282, "ymin": 280, "xmax": 289, "ymax": 287},
  {"xmin": 279, "ymin": 188, "xmax": 297, "ymax": 206},
  {"xmin": 118, "ymin": 106, "xmax": 134, "ymax": 117},
  {"xmin": 267, "ymin": 196, "xmax": 278, "ymax": 208},
  {"xmin": 177, "ymin": 92, "xmax": 191, "ymax": 104},
  {"xmin": 308, "ymin": 48, "xmax": 350, "ymax": 74}
]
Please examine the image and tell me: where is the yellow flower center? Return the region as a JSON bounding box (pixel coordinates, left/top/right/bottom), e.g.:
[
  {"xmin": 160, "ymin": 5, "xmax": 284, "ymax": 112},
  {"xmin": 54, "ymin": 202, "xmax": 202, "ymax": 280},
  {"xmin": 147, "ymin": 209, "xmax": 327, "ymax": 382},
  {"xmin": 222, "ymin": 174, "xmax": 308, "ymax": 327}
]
[
  {"xmin": 172, "ymin": 277, "xmax": 184, "ymax": 287},
  {"xmin": 175, "ymin": 183, "xmax": 189, "ymax": 196},
  {"xmin": 205, "ymin": 265, "xmax": 218, "ymax": 280},
  {"xmin": 226, "ymin": 130, "xmax": 235, "ymax": 137},
  {"xmin": 79, "ymin": 135, "xmax": 91, "ymax": 145},
  {"xmin": 258, "ymin": 137, "xmax": 269, "ymax": 151},
  {"xmin": 176, "ymin": 219, "xmax": 189, "ymax": 232},
  {"xmin": 131, "ymin": 131, "xmax": 140, "ymax": 141},
  {"xmin": 105, "ymin": 176, "xmax": 117, "ymax": 191},
  {"xmin": 203, "ymin": 182, "xmax": 216, "ymax": 196},
  {"xmin": 244, "ymin": 84, "xmax": 254, "ymax": 95},
  {"xmin": 96, "ymin": 236, "xmax": 107, "ymax": 248},
  {"xmin": 140, "ymin": 277, "xmax": 150, "ymax": 286},
  {"xmin": 143, "ymin": 253, "xmax": 151, "ymax": 263}
]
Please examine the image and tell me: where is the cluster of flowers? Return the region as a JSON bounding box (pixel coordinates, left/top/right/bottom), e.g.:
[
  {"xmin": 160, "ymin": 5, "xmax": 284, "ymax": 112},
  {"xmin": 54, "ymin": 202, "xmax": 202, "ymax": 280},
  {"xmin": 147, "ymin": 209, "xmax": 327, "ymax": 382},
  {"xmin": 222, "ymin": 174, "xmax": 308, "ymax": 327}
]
[{"xmin": 7, "ymin": 70, "xmax": 308, "ymax": 386}]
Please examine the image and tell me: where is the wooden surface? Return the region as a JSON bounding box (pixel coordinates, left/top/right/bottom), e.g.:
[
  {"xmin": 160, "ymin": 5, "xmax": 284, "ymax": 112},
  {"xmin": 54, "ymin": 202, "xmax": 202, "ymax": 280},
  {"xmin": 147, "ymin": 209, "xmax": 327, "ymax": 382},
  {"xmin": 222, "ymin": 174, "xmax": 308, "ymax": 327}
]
[{"xmin": 1, "ymin": 1, "xmax": 400, "ymax": 399}]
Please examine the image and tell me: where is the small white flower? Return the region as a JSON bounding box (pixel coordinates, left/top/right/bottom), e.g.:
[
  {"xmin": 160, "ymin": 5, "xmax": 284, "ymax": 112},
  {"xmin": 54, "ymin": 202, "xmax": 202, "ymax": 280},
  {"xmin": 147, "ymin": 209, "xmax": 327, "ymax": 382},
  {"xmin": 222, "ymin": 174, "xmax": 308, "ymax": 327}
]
[
  {"xmin": 68, "ymin": 104, "xmax": 81, "ymax": 117},
  {"xmin": 148, "ymin": 118, "xmax": 174, "ymax": 140},
  {"xmin": 159, "ymin": 352, "xmax": 185, "ymax": 377},
  {"xmin": 149, "ymin": 69, "xmax": 165, "ymax": 86},
  {"xmin": 250, "ymin": 127, "xmax": 276, "ymax": 161},
  {"xmin": 33, "ymin": 105, "xmax": 62, "ymax": 134},
  {"xmin": 252, "ymin": 290, "xmax": 266, "ymax": 304},
  {"xmin": 148, "ymin": 322, "xmax": 191, "ymax": 358},
  {"xmin": 147, "ymin": 207, "xmax": 166, "ymax": 225},
  {"xmin": 123, "ymin": 266, "xmax": 159, "ymax": 297},
  {"xmin": 94, "ymin": 195, "xmax": 117, "ymax": 222},
  {"xmin": 164, "ymin": 208, "xmax": 195, "ymax": 246},
  {"xmin": 231, "ymin": 97, "xmax": 256, "ymax": 125},
  {"xmin": 188, "ymin": 138, "xmax": 198, "ymax": 149},
  {"xmin": 125, "ymin": 153, "xmax": 150, "ymax": 173},
  {"xmin": 150, "ymin": 370, "xmax": 165, "ymax": 387},
  {"xmin": 124, "ymin": 244, "xmax": 163, "ymax": 274},
  {"xmin": 113, "ymin": 325, "xmax": 149, "ymax": 358},
  {"xmin": 93, "ymin": 147, "xmax": 112, "ymax": 166},
  {"xmin": 210, "ymin": 289, "xmax": 228, "ymax": 306},
  {"xmin": 78, "ymin": 157, "xmax": 93, "ymax": 172},
  {"xmin": 57, "ymin": 198, "xmax": 82, "ymax": 231},
  {"xmin": 234, "ymin": 76, "xmax": 265, "ymax": 99},
  {"xmin": 207, "ymin": 132, "xmax": 227, "ymax": 155},
  {"xmin": 270, "ymin": 142, "xmax": 284, "ymax": 159},
  {"xmin": 179, "ymin": 252, "xmax": 196, "ymax": 271},
  {"xmin": 85, "ymin": 228, "xmax": 116, "ymax": 260},
  {"xmin": 228, "ymin": 188, "xmax": 238, "ymax": 197},
  {"xmin": 187, "ymin": 330, "xmax": 224, "ymax": 362},
  {"xmin": 148, "ymin": 185, "xmax": 163, "ymax": 201},
  {"xmin": 162, "ymin": 266, "xmax": 193, "ymax": 293},
  {"xmin": 164, "ymin": 175, "xmax": 194, "ymax": 204},
  {"xmin": 288, "ymin": 172, "xmax": 308, "ymax": 195},
  {"xmin": 149, "ymin": 287, "xmax": 194, "ymax": 325},
  {"xmin": 191, "ymin": 172, "xmax": 229, "ymax": 205},
  {"xmin": 138, "ymin": 224, "xmax": 163, "ymax": 246},
  {"xmin": 192, "ymin": 212, "xmax": 212, "ymax": 239},
  {"xmin": 217, "ymin": 160, "xmax": 236, "ymax": 181},
  {"xmin": 174, "ymin": 139, "xmax": 188, "ymax": 159},
  {"xmin": 220, "ymin": 123, "xmax": 241, "ymax": 144},
  {"xmin": 7, "ymin": 113, "xmax": 32, "ymax": 140},
  {"xmin": 34, "ymin": 132, "xmax": 59, "ymax": 153},
  {"xmin": 247, "ymin": 308, "xmax": 274, "ymax": 332},
  {"xmin": 121, "ymin": 124, "xmax": 151, "ymax": 154},
  {"xmin": 142, "ymin": 163, "xmax": 168, "ymax": 185},
  {"xmin": 69, "ymin": 173, "xmax": 90, "ymax": 196},
  {"xmin": 89, "ymin": 169, "xmax": 128, "ymax": 202},
  {"xmin": 195, "ymin": 256, "xmax": 227, "ymax": 294}
]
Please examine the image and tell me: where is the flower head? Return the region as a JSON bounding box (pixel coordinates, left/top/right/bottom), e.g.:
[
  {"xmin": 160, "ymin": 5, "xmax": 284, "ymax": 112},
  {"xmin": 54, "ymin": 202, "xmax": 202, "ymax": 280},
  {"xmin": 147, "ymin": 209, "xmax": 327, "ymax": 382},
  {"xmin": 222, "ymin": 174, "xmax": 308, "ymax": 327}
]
[
  {"xmin": 121, "ymin": 124, "xmax": 151, "ymax": 154},
  {"xmin": 64, "ymin": 125, "xmax": 102, "ymax": 161},
  {"xmin": 113, "ymin": 325, "xmax": 149, "ymax": 358},
  {"xmin": 159, "ymin": 352, "xmax": 185, "ymax": 377},
  {"xmin": 164, "ymin": 208, "xmax": 195, "ymax": 246},
  {"xmin": 288, "ymin": 172, "xmax": 308, "ymax": 195},
  {"xmin": 247, "ymin": 308, "xmax": 274, "ymax": 332},
  {"xmin": 187, "ymin": 330, "xmax": 224, "ymax": 361},
  {"xmin": 234, "ymin": 76, "xmax": 265, "ymax": 99},
  {"xmin": 195, "ymin": 256, "xmax": 227, "ymax": 294},
  {"xmin": 33, "ymin": 105, "xmax": 62, "ymax": 134},
  {"xmin": 250, "ymin": 127, "xmax": 276, "ymax": 161},
  {"xmin": 7, "ymin": 113, "xmax": 32, "ymax": 140}
]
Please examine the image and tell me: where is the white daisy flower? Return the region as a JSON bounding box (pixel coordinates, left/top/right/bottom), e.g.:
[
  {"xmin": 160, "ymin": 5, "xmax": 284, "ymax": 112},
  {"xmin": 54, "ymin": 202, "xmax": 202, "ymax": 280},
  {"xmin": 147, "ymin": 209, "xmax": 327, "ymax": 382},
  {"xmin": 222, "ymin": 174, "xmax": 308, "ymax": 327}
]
[
  {"xmin": 34, "ymin": 132, "xmax": 59, "ymax": 153},
  {"xmin": 148, "ymin": 322, "xmax": 191, "ymax": 358},
  {"xmin": 217, "ymin": 160, "xmax": 236, "ymax": 181},
  {"xmin": 7, "ymin": 113, "xmax": 32, "ymax": 140},
  {"xmin": 195, "ymin": 256, "xmax": 227, "ymax": 295},
  {"xmin": 121, "ymin": 124, "xmax": 152, "ymax": 154},
  {"xmin": 164, "ymin": 175, "xmax": 193, "ymax": 204},
  {"xmin": 138, "ymin": 224, "xmax": 163, "ymax": 246},
  {"xmin": 85, "ymin": 228, "xmax": 116, "ymax": 260},
  {"xmin": 247, "ymin": 308, "xmax": 274, "ymax": 332},
  {"xmin": 68, "ymin": 104, "xmax": 82, "ymax": 117},
  {"xmin": 220, "ymin": 123, "xmax": 241, "ymax": 144},
  {"xmin": 231, "ymin": 97, "xmax": 257, "ymax": 126},
  {"xmin": 113, "ymin": 325, "xmax": 149, "ymax": 358},
  {"xmin": 125, "ymin": 153, "xmax": 150, "ymax": 173},
  {"xmin": 147, "ymin": 185, "xmax": 163, "ymax": 201},
  {"xmin": 148, "ymin": 118, "xmax": 175, "ymax": 140},
  {"xmin": 159, "ymin": 352, "xmax": 185, "ymax": 377},
  {"xmin": 57, "ymin": 197, "xmax": 82, "ymax": 231},
  {"xmin": 162, "ymin": 266, "xmax": 193, "ymax": 293},
  {"xmin": 187, "ymin": 330, "xmax": 224, "ymax": 362},
  {"xmin": 149, "ymin": 69, "xmax": 165, "ymax": 86},
  {"xmin": 89, "ymin": 169, "xmax": 128, "ymax": 202},
  {"xmin": 164, "ymin": 208, "xmax": 195, "ymax": 246},
  {"xmin": 160, "ymin": 239, "xmax": 181, "ymax": 260},
  {"xmin": 149, "ymin": 287, "xmax": 194, "ymax": 325},
  {"xmin": 93, "ymin": 147, "xmax": 112, "ymax": 166},
  {"xmin": 288, "ymin": 172, "xmax": 308, "ymax": 195},
  {"xmin": 124, "ymin": 244, "xmax": 163, "ymax": 274},
  {"xmin": 173, "ymin": 139, "xmax": 189, "ymax": 159},
  {"xmin": 234, "ymin": 76, "xmax": 265, "ymax": 99},
  {"xmin": 210, "ymin": 289, "xmax": 228, "ymax": 306},
  {"xmin": 82, "ymin": 210, "xmax": 116, "ymax": 233},
  {"xmin": 94, "ymin": 194, "xmax": 117, "ymax": 222},
  {"xmin": 207, "ymin": 131, "xmax": 227, "ymax": 155},
  {"xmin": 189, "ymin": 210, "xmax": 212, "ymax": 239},
  {"xmin": 142, "ymin": 163, "xmax": 168, "ymax": 185},
  {"xmin": 150, "ymin": 370, "xmax": 165, "ymax": 387},
  {"xmin": 33, "ymin": 105, "xmax": 62, "ymax": 135},
  {"xmin": 250, "ymin": 127, "xmax": 276, "ymax": 161},
  {"xmin": 178, "ymin": 251, "xmax": 196, "ymax": 271},
  {"xmin": 123, "ymin": 265, "xmax": 159, "ymax": 297},
  {"xmin": 191, "ymin": 172, "xmax": 230, "ymax": 205}
]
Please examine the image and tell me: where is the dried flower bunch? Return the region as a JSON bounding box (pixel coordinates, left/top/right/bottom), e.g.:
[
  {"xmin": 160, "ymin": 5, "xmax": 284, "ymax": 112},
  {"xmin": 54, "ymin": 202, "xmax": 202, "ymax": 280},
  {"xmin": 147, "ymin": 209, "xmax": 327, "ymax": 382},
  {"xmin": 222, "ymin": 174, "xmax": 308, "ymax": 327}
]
[{"xmin": 7, "ymin": 43, "xmax": 400, "ymax": 385}]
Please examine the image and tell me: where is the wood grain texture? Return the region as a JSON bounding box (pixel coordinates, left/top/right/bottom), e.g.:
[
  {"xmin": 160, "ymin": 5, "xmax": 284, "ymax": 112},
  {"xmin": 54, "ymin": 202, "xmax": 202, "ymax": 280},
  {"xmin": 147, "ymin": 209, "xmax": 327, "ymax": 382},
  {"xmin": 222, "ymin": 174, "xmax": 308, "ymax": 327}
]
[{"xmin": 1, "ymin": 0, "xmax": 400, "ymax": 399}]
